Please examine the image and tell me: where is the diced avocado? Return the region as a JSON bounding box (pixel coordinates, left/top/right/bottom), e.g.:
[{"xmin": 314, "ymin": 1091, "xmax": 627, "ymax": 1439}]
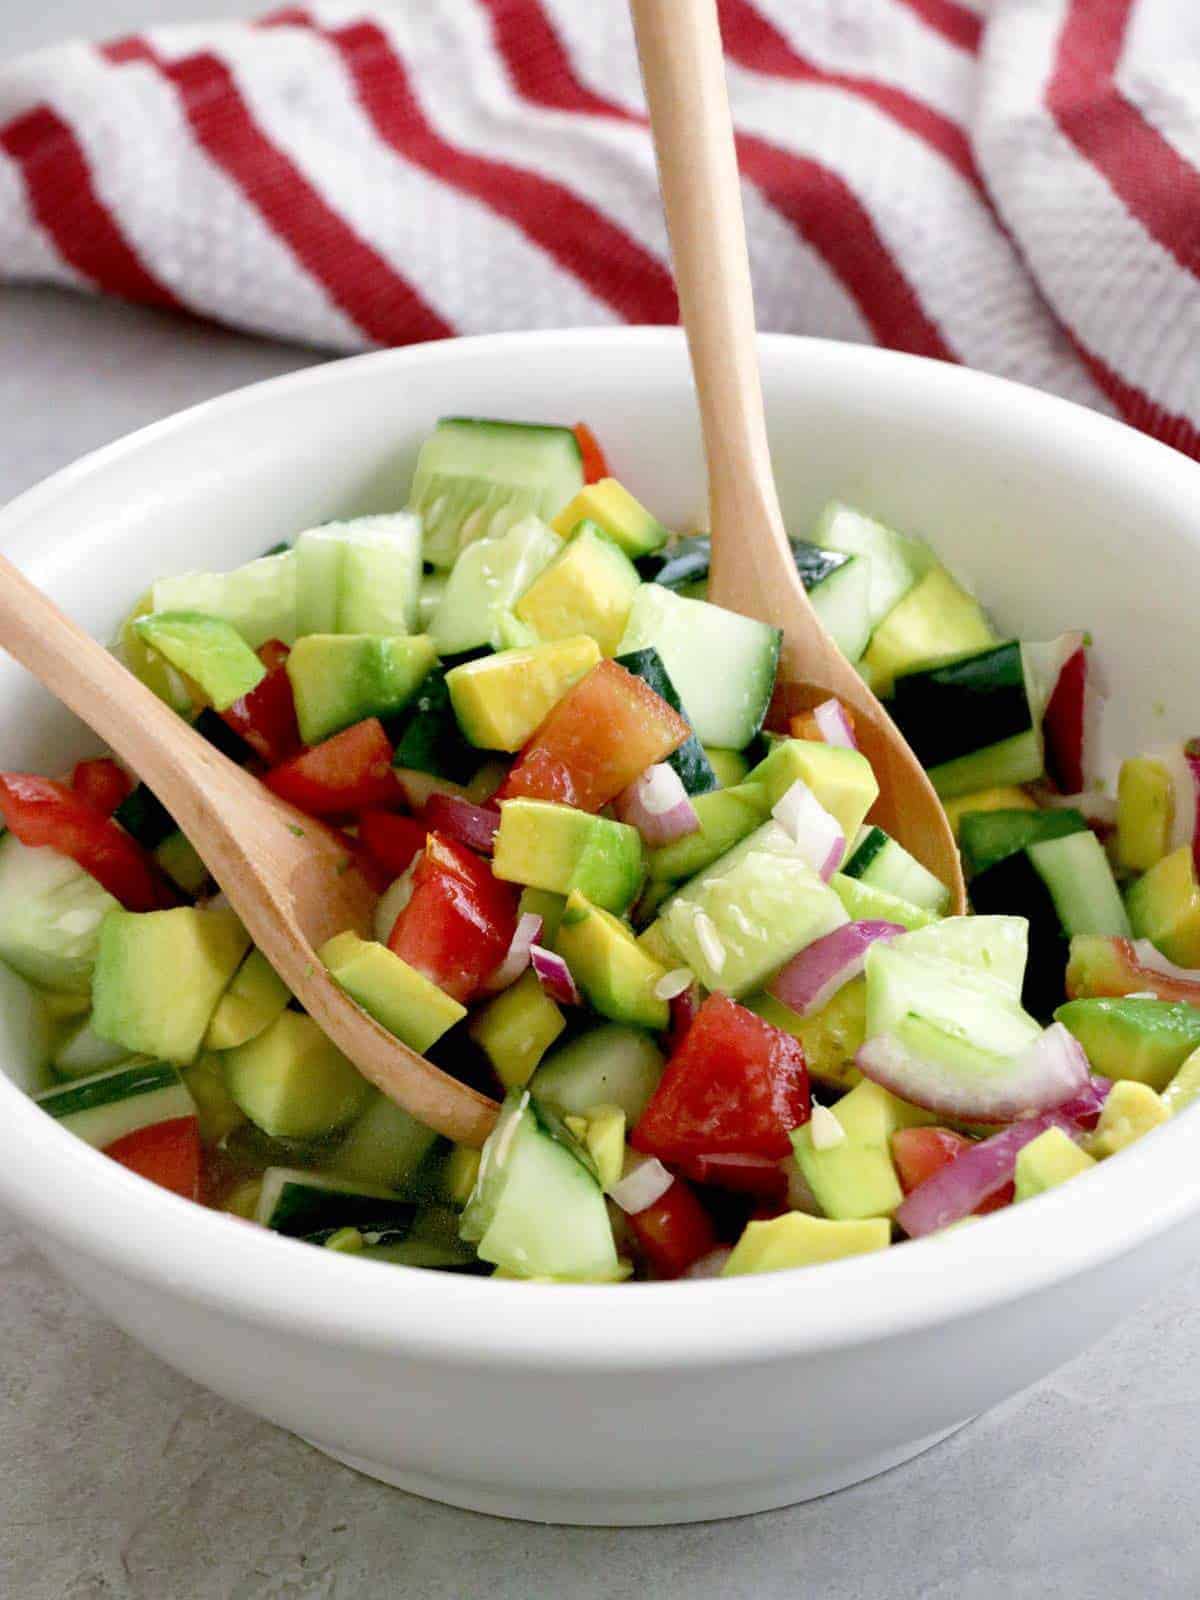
[
  {"xmin": 515, "ymin": 523, "xmax": 642, "ymax": 656},
  {"xmin": 116, "ymin": 591, "xmax": 196, "ymax": 714},
  {"xmin": 746, "ymin": 739, "xmax": 879, "ymax": 846},
  {"xmin": 943, "ymin": 785, "xmax": 1037, "ymax": 840},
  {"xmin": 1055, "ymin": 996, "xmax": 1200, "ymax": 1091},
  {"xmin": 723, "ymin": 1211, "xmax": 891, "ymax": 1276},
  {"xmin": 132, "ymin": 610, "xmax": 265, "ymax": 711},
  {"xmin": 1089, "ymin": 1079, "xmax": 1169, "ymax": 1158},
  {"xmin": 646, "ymin": 782, "xmax": 767, "ymax": 883},
  {"xmin": 1163, "ymin": 1046, "xmax": 1200, "ymax": 1116},
  {"xmin": 409, "ymin": 418, "xmax": 584, "ymax": 568},
  {"xmin": 551, "ymin": 478, "xmax": 668, "ymax": 558},
  {"xmin": 320, "ymin": 931, "xmax": 466, "ymax": 1054},
  {"xmin": 745, "ymin": 979, "xmax": 866, "ymax": 1091},
  {"xmin": 224, "ymin": 1011, "xmax": 373, "ymax": 1139},
  {"xmin": 92, "ymin": 906, "xmax": 251, "ymax": 1064},
  {"xmin": 429, "ymin": 516, "xmax": 562, "ymax": 655},
  {"xmin": 636, "ymin": 920, "xmax": 679, "ymax": 969},
  {"xmin": 286, "ymin": 634, "xmax": 436, "ymax": 746},
  {"xmin": 1013, "ymin": 1126, "xmax": 1095, "ymax": 1202},
  {"xmin": 830, "ymin": 873, "xmax": 938, "ymax": 931},
  {"xmin": 518, "ymin": 886, "xmax": 566, "ymax": 945},
  {"xmin": 1117, "ymin": 757, "xmax": 1174, "ymax": 874},
  {"xmin": 618, "ymin": 584, "xmax": 781, "ymax": 749},
  {"xmin": 704, "ymin": 747, "xmax": 750, "ymax": 789},
  {"xmin": 324, "ymin": 1091, "xmax": 441, "ymax": 1190},
  {"xmin": 580, "ymin": 1104, "xmax": 626, "ymax": 1190},
  {"xmin": 181, "ymin": 1053, "xmax": 246, "ymax": 1144},
  {"xmin": 204, "ymin": 948, "xmax": 290, "ymax": 1051},
  {"xmin": 555, "ymin": 891, "xmax": 669, "ymax": 1030},
  {"xmin": 442, "ymin": 1144, "xmax": 483, "ymax": 1207},
  {"xmin": 1127, "ymin": 846, "xmax": 1200, "ymax": 966},
  {"xmin": 659, "ymin": 821, "xmax": 848, "ymax": 996},
  {"xmin": 153, "ymin": 830, "xmax": 209, "ymax": 895},
  {"xmin": 793, "ymin": 1078, "xmax": 936, "ymax": 1220},
  {"xmin": 493, "ymin": 799, "xmax": 644, "ymax": 915},
  {"xmin": 529, "ymin": 1024, "xmax": 664, "ymax": 1122},
  {"xmin": 860, "ymin": 566, "xmax": 995, "ymax": 698},
  {"xmin": 468, "ymin": 968, "xmax": 566, "ymax": 1088},
  {"xmin": 446, "ymin": 636, "xmax": 601, "ymax": 751}
]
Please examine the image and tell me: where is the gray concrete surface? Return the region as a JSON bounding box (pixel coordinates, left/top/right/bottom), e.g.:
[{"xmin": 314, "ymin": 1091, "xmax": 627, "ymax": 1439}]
[{"xmin": 4, "ymin": 3, "xmax": 1200, "ymax": 1593}]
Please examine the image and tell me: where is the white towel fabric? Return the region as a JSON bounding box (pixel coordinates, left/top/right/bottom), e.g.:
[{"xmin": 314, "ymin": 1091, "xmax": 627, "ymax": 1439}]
[{"xmin": 1, "ymin": 1, "xmax": 1197, "ymax": 458}]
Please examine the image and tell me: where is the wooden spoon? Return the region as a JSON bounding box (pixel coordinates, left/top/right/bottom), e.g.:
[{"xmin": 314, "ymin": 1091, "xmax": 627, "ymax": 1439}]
[
  {"xmin": 630, "ymin": 0, "xmax": 965, "ymax": 912},
  {"xmin": 0, "ymin": 554, "xmax": 499, "ymax": 1146}
]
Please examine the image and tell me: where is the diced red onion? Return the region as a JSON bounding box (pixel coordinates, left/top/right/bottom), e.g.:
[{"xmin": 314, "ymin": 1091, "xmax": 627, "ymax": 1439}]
[
  {"xmin": 856, "ymin": 1020, "xmax": 1089, "ymax": 1123},
  {"xmin": 1184, "ymin": 741, "xmax": 1200, "ymax": 877},
  {"xmin": 612, "ymin": 763, "xmax": 700, "ymax": 848},
  {"xmin": 531, "ymin": 944, "xmax": 581, "ymax": 1006},
  {"xmin": 483, "ymin": 913, "xmax": 543, "ymax": 994},
  {"xmin": 895, "ymin": 1107, "xmax": 1088, "ymax": 1238},
  {"xmin": 771, "ymin": 779, "xmax": 845, "ymax": 881},
  {"xmin": 610, "ymin": 1155, "xmax": 675, "ymax": 1215},
  {"xmin": 768, "ymin": 920, "xmax": 904, "ymax": 1016},
  {"xmin": 667, "ymin": 982, "xmax": 701, "ymax": 1052},
  {"xmin": 422, "ymin": 792, "xmax": 499, "ymax": 856},
  {"xmin": 684, "ymin": 1248, "xmax": 733, "ymax": 1278},
  {"xmin": 1051, "ymin": 1074, "xmax": 1112, "ymax": 1132},
  {"xmin": 1142, "ymin": 743, "xmax": 1199, "ymax": 857},
  {"xmin": 394, "ymin": 766, "xmax": 475, "ymax": 812},
  {"xmin": 812, "ymin": 697, "xmax": 858, "ymax": 750}
]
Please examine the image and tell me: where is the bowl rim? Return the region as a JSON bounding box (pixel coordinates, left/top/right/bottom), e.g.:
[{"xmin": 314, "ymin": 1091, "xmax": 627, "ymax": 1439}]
[{"xmin": 2, "ymin": 326, "xmax": 1199, "ymax": 1368}]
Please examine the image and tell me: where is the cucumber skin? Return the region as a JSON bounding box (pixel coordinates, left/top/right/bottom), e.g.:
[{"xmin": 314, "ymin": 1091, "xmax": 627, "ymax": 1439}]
[
  {"xmin": 968, "ymin": 851, "xmax": 1068, "ymax": 1020},
  {"xmin": 959, "ymin": 808, "xmax": 1087, "ymax": 879},
  {"xmin": 614, "ymin": 647, "xmax": 718, "ymax": 796},
  {"xmin": 891, "ymin": 642, "xmax": 1032, "ymax": 771}
]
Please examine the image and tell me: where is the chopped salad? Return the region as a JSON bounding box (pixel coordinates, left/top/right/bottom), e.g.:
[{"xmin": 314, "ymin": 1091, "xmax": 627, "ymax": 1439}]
[{"xmin": 7, "ymin": 415, "xmax": 1200, "ymax": 1282}]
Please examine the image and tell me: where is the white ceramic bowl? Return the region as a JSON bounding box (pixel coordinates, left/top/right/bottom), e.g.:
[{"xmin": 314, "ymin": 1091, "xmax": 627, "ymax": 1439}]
[{"xmin": 2, "ymin": 330, "xmax": 1200, "ymax": 1526}]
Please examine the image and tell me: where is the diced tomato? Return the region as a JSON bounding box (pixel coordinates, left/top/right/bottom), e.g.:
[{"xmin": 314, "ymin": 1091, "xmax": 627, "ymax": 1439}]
[
  {"xmin": 497, "ymin": 660, "xmax": 690, "ymax": 812},
  {"xmin": 676, "ymin": 1151, "xmax": 790, "ymax": 1205},
  {"xmin": 71, "ymin": 757, "xmax": 132, "ymax": 816},
  {"xmin": 632, "ymin": 994, "xmax": 811, "ymax": 1163},
  {"xmin": 263, "ymin": 718, "xmax": 401, "ymax": 816},
  {"xmin": 625, "ymin": 1177, "xmax": 717, "ymax": 1279},
  {"xmin": 221, "ymin": 640, "xmax": 301, "ymax": 765},
  {"xmin": 0, "ymin": 773, "xmax": 175, "ymax": 911},
  {"xmin": 666, "ymin": 982, "xmax": 701, "ymax": 1056},
  {"xmin": 387, "ymin": 831, "xmax": 518, "ymax": 1002},
  {"xmin": 1043, "ymin": 646, "xmax": 1087, "ymax": 795},
  {"xmin": 104, "ymin": 1116, "xmax": 201, "ymax": 1200},
  {"xmin": 358, "ymin": 811, "xmax": 428, "ymax": 879},
  {"xmin": 890, "ymin": 1126, "xmax": 1014, "ymax": 1216},
  {"xmin": 573, "ymin": 422, "xmax": 609, "ymax": 484}
]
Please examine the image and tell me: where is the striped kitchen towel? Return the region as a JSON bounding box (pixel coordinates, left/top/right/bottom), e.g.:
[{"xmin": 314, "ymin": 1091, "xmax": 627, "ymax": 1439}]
[{"xmin": 1, "ymin": 1, "xmax": 1197, "ymax": 458}]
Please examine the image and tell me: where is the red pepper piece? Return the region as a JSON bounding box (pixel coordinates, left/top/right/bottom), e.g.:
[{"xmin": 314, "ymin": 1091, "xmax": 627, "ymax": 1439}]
[
  {"xmin": 573, "ymin": 422, "xmax": 609, "ymax": 484},
  {"xmin": 104, "ymin": 1115, "xmax": 201, "ymax": 1200}
]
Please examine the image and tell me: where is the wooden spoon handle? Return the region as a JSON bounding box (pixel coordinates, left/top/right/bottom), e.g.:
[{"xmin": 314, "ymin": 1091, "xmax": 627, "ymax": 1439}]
[
  {"xmin": 0, "ymin": 551, "xmax": 253, "ymax": 820},
  {"xmin": 629, "ymin": 0, "xmax": 792, "ymax": 574}
]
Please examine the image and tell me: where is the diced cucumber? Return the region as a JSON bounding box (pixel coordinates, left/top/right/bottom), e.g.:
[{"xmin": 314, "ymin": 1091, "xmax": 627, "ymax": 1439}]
[
  {"xmin": 417, "ymin": 571, "xmax": 449, "ymax": 631},
  {"xmin": 409, "ymin": 418, "xmax": 584, "ymax": 568},
  {"xmin": 295, "ymin": 514, "xmax": 424, "ymax": 638},
  {"xmin": 842, "ymin": 827, "xmax": 950, "ymax": 913},
  {"xmin": 811, "ymin": 501, "xmax": 931, "ymax": 629},
  {"xmin": 115, "ymin": 592, "xmax": 196, "ymax": 715},
  {"xmin": 0, "ymin": 835, "xmax": 119, "ymax": 992},
  {"xmin": 52, "ymin": 1014, "xmax": 133, "ymax": 1080},
  {"xmin": 323, "ymin": 1091, "xmax": 443, "ymax": 1191},
  {"xmin": 429, "ymin": 516, "xmax": 561, "ymax": 655},
  {"xmin": 890, "ymin": 642, "xmax": 1036, "ymax": 772},
  {"xmin": 391, "ymin": 662, "xmax": 484, "ymax": 785},
  {"xmin": 704, "ymin": 748, "xmax": 750, "ymax": 789},
  {"xmin": 928, "ymin": 729, "xmax": 1045, "ymax": 800},
  {"xmin": 958, "ymin": 808, "xmax": 1087, "ymax": 879},
  {"xmin": 460, "ymin": 1090, "xmax": 619, "ymax": 1280},
  {"xmin": 529, "ymin": 1023, "xmax": 664, "ymax": 1124},
  {"xmin": 893, "ymin": 915, "xmax": 1029, "ymax": 999},
  {"xmin": 255, "ymin": 1167, "xmax": 419, "ymax": 1236},
  {"xmin": 658, "ymin": 821, "xmax": 848, "ymax": 995},
  {"xmin": 792, "ymin": 542, "xmax": 872, "ymax": 662},
  {"xmin": 640, "ymin": 535, "xmax": 711, "ymax": 592},
  {"xmin": 1027, "ymin": 832, "xmax": 1131, "ymax": 939},
  {"xmin": 35, "ymin": 1060, "xmax": 194, "ymax": 1149},
  {"xmin": 618, "ymin": 585, "xmax": 781, "ymax": 749},
  {"xmin": 113, "ymin": 784, "xmax": 176, "ymax": 850},
  {"xmin": 151, "ymin": 551, "xmax": 297, "ymax": 649},
  {"xmin": 0, "ymin": 961, "xmax": 53, "ymax": 1094},
  {"xmin": 830, "ymin": 873, "xmax": 938, "ymax": 931},
  {"xmin": 614, "ymin": 646, "xmax": 717, "ymax": 796},
  {"xmin": 864, "ymin": 943, "xmax": 1041, "ymax": 1057}
]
